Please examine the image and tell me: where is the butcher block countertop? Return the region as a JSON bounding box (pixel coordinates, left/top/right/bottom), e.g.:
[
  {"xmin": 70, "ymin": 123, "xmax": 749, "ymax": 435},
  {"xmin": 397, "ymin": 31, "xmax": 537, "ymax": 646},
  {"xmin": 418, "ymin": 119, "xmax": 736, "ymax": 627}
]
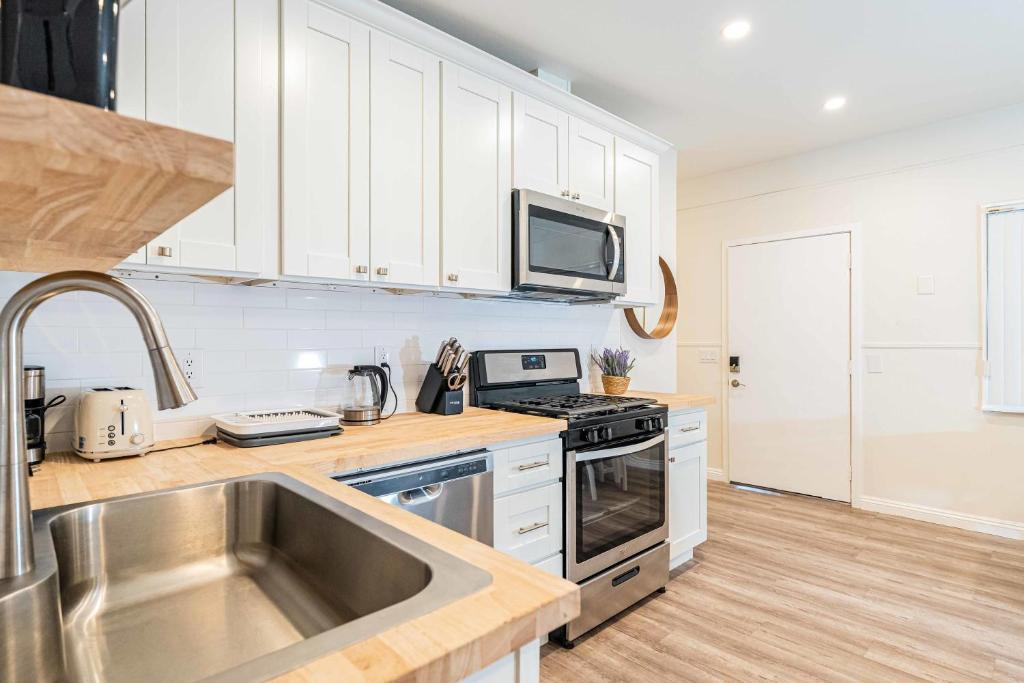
[
  {"xmin": 29, "ymin": 408, "xmax": 577, "ymax": 682},
  {"xmin": 608, "ymin": 391, "xmax": 715, "ymax": 412}
]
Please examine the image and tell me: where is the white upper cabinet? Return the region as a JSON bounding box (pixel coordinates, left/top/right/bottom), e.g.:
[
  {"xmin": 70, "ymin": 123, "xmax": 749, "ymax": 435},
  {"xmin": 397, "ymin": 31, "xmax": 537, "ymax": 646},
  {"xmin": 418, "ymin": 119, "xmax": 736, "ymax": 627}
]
[
  {"xmin": 119, "ymin": 0, "xmax": 277, "ymax": 276},
  {"xmin": 441, "ymin": 63, "xmax": 512, "ymax": 293},
  {"xmin": 369, "ymin": 31, "xmax": 440, "ymax": 288},
  {"xmin": 281, "ymin": 1, "xmax": 370, "ymax": 282},
  {"xmin": 615, "ymin": 138, "xmax": 661, "ymax": 306},
  {"xmin": 512, "ymin": 93, "xmax": 569, "ymax": 198},
  {"xmin": 569, "ymin": 118, "xmax": 615, "ymax": 211}
]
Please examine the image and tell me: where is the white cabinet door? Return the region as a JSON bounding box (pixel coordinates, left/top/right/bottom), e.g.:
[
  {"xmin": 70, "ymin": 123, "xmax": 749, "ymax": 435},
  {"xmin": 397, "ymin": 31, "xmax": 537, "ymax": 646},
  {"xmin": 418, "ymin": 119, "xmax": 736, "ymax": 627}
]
[
  {"xmin": 615, "ymin": 138, "xmax": 660, "ymax": 306},
  {"xmin": 669, "ymin": 440, "xmax": 707, "ymax": 567},
  {"xmin": 441, "ymin": 63, "xmax": 512, "ymax": 293},
  {"xmin": 569, "ymin": 118, "xmax": 614, "ymax": 211},
  {"xmin": 116, "ymin": 0, "xmax": 148, "ymax": 266},
  {"xmin": 281, "ymin": 1, "xmax": 370, "ymax": 282},
  {"xmin": 143, "ymin": 0, "xmax": 275, "ymax": 275},
  {"xmin": 494, "ymin": 482, "xmax": 562, "ymax": 564},
  {"xmin": 369, "ymin": 31, "xmax": 440, "ymax": 288},
  {"xmin": 512, "ymin": 92, "xmax": 569, "ymax": 198}
]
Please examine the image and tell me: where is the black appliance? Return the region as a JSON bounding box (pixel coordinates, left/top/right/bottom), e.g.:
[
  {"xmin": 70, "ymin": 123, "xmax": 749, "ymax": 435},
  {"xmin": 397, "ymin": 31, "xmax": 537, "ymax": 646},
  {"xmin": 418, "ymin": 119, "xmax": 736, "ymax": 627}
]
[
  {"xmin": 470, "ymin": 348, "xmax": 669, "ymax": 646},
  {"xmin": 23, "ymin": 365, "xmax": 65, "ymax": 471},
  {"xmin": 512, "ymin": 189, "xmax": 626, "ymax": 303},
  {"xmin": 1, "ymin": 0, "xmax": 120, "ymax": 109}
]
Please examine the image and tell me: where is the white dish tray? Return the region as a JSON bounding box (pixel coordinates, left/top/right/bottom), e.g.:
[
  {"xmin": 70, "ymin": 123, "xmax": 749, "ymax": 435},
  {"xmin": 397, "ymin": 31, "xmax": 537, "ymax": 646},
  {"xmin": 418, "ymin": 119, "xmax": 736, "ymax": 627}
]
[{"xmin": 211, "ymin": 408, "xmax": 342, "ymax": 436}]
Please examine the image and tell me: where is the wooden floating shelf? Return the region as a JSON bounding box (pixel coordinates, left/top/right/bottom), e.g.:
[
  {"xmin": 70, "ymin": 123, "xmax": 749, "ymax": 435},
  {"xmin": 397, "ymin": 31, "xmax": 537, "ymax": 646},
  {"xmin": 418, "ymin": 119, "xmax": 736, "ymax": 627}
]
[{"xmin": 0, "ymin": 84, "xmax": 234, "ymax": 273}]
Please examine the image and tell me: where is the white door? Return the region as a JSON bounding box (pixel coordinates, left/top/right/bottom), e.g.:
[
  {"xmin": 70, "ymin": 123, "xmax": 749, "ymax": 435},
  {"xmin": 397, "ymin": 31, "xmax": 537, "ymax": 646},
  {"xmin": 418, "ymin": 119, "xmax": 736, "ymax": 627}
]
[
  {"xmin": 281, "ymin": 0, "xmax": 370, "ymax": 281},
  {"xmin": 369, "ymin": 31, "xmax": 440, "ymax": 288},
  {"xmin": 614, "ymin": 138, "xmax": 659, "ymax": 306},
  {"xmin": 568, "ymin": 118, "xmax": 614, "ymax": 211},
  {"xmin": 727, "ymin": 233, "xmax": 851, "ymax": 502},
  {"xmin": 441, "ymin": 63, "xmax": 512, "ymax": 293},
  {"xmin": 512, "ymin": 92, "xmax": 569, "ymax": 198}
]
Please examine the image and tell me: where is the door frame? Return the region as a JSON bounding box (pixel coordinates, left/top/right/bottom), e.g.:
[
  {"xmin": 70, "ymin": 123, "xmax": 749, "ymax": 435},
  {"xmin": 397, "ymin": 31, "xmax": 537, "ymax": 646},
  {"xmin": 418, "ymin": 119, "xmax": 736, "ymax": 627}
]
[{"xmin": 720, "ymin": 224, "xmax": 863, "ymax": 504}]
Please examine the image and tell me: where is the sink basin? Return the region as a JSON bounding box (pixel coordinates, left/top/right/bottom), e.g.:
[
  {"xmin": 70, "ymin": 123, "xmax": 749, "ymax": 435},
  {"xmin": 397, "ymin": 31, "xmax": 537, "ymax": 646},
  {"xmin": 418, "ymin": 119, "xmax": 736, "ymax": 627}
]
[{"xmin": 19, "ymin": 473, "xmax": 491, "ymax": 682}]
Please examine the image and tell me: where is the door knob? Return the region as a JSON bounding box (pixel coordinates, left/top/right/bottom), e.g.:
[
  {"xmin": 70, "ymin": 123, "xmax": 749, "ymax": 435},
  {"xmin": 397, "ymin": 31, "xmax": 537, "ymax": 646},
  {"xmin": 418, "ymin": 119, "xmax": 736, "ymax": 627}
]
[{"xmin": 731, "ymin": 379, "xmax": 746, "ymax": 388}]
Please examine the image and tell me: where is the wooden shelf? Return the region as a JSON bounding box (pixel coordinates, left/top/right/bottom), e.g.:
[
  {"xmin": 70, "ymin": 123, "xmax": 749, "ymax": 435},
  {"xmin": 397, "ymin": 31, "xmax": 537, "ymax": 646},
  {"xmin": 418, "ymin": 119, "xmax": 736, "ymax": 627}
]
[{"xmin": 0, "ymin": 84, "xmax": 234, "ymax": 273}]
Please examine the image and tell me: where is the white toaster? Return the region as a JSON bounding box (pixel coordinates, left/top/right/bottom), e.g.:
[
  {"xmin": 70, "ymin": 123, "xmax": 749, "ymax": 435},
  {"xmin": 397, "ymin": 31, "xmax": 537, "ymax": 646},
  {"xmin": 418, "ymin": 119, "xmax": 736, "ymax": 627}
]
[{"xmin": 74, "ymin": 387, "xmax": 155, "ymax": 461}]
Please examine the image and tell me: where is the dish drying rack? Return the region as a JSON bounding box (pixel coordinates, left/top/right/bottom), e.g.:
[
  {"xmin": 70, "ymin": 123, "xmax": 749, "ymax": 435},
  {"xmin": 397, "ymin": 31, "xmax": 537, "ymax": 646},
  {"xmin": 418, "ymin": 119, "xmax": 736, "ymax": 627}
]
[{"xmin": 211, "ymin": 408, "xmax": 343, "ymax": 447}]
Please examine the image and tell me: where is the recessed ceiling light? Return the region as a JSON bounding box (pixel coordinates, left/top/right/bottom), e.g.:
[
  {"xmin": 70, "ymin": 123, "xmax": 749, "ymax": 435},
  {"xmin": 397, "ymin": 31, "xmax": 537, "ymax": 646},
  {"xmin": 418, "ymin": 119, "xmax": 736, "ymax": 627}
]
[
  {"xmin": 823, "ymin": 96, "xmax": 847, "ymax": 112},
  {"xmin": 721, "ymin": 20, "xmax": 751, "ymax": 41}
]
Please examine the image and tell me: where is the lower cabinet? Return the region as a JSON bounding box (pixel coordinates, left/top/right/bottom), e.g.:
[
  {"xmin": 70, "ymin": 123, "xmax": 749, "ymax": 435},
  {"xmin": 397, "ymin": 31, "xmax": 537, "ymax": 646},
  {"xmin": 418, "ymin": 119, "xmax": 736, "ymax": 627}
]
[
  {"xmin": 667, "ymin": 409, "xmax": 708, "ymax": 569},
  {"xmin": 461, "ymin": 639, "xmax": 540, "ymax": 683}
]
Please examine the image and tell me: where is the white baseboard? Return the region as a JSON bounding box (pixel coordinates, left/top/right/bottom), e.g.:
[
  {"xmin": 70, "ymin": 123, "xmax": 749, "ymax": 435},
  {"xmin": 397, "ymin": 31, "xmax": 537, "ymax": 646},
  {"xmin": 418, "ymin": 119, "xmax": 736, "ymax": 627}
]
[
  {"xmin": 707, "ymin": 467, "xmax": 727, "ymax": 482},
  {"xmin": 857, "ymin": 496, "xmax": 1024, "ymax": 540}
]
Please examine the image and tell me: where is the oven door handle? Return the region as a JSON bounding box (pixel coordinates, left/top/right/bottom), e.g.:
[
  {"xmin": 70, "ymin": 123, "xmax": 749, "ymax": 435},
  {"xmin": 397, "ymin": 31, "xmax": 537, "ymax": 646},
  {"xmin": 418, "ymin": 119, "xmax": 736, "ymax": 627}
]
[
  {"xmin": 573, "ymin": 433, "xmax": 665, "ymax": 463},
  {"xmin": 606, "ymin": 225, "xmax": 622, "ymax": 281}
]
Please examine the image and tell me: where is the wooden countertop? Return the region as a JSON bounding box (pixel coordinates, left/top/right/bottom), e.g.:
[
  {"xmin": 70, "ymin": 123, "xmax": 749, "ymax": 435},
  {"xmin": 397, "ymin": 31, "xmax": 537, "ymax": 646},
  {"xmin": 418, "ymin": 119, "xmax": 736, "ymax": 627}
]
[
  {"xmin": 599, "ymin": 391, "xmax": 715, "ymax": 412},
  {"xmin": 29, "ymin": 408, "xmax": 577, "ymax": 682}
]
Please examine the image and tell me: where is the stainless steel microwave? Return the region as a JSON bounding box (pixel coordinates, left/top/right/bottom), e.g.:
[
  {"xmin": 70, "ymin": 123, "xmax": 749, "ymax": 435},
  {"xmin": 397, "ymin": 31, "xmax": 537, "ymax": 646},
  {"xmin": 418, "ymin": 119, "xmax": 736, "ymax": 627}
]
[{"xmin": 512, "ymin": 189, "xmax": 626, "ymax": 303}]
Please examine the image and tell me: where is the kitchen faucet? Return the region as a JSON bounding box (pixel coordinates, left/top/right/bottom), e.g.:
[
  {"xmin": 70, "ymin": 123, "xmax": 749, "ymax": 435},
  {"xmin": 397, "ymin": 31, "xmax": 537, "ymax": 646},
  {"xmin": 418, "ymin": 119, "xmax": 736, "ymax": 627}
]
[{"xmin": 0, "ymin": 271, "xmax": 197, "ymax": 580}]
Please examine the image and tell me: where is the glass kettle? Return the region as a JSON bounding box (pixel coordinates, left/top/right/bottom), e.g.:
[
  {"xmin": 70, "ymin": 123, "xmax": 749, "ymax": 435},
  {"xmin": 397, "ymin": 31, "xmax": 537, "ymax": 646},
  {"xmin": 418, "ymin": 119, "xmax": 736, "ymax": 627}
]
[{"xmin": 343, "ymin": 364, "xmax": 389, "ymax": 425}]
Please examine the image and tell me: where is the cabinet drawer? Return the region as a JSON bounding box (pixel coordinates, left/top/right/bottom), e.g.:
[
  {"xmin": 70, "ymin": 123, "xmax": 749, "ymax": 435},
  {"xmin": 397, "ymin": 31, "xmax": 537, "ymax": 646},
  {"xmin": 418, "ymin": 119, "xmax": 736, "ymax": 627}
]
[
  {"xmin": 492, "ymin": 438, "xmax": 563, "ymax": 495},
  {"xmin": 668, "ymin": 410, "xmax": 707, "ymax": 448},
  {"xmin": 533, "ymin": 553, "xmax": 564, "ymax": 579},
  {"xmin": 494, "ymin": 482, "xmax": 563, "ymax": 564}
]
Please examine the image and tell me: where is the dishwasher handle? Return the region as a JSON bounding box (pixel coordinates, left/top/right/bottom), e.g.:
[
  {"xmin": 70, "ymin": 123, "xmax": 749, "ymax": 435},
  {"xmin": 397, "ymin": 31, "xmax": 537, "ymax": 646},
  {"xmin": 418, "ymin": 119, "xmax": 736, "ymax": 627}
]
[{"xmin": 397, "ymin": 483, "xmax": 443, "ymax": 506}]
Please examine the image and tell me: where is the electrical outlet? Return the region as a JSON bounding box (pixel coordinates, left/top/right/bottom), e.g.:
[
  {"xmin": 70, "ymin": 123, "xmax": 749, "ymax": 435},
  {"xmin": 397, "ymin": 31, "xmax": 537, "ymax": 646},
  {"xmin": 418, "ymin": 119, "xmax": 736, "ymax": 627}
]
[
  {"xmin": 374, "ymin": 346, "xmax": 390, "ymax": 366},
  {"xmin": 178, "ymin": 350, "xmax": 203, "ymax": 388}
]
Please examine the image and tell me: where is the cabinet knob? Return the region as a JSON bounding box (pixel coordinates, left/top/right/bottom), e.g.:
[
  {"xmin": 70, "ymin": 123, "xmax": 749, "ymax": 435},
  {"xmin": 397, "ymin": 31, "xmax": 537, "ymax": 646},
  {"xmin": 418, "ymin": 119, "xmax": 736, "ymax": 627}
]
[
  {"xmin": 376, "ymin": 266, "xmax": 389, "ymax": 276},
  {"xmin": 156, "ymin": 246, "xmax": 173, "ymax": 258},
  {"xmin": 447, "ymin": 273, "xmax": 459, "ymax": 283},
  {"xmin": 355, "ymin": 265, "xmax": 368, "ymax": 274}
]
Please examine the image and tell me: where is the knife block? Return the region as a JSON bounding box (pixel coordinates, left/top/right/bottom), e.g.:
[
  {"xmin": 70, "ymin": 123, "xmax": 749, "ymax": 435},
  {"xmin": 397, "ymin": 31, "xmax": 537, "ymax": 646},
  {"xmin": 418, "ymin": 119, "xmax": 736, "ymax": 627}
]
[{"xmin": 415, "ymin": 363, "xmax": 464, "ymax": 415}]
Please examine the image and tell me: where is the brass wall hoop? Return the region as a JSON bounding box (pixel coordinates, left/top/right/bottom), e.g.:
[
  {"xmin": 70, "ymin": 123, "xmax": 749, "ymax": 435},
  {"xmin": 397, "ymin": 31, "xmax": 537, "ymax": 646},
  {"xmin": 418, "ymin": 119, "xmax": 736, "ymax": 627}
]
[{"xmin": 624, "ymin": 257, "xmax": 678, "ymax": 340}]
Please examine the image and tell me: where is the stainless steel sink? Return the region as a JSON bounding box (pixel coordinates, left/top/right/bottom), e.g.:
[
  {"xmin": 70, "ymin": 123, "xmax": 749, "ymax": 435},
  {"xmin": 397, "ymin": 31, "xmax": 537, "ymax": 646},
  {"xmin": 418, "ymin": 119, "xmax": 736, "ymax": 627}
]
[{"xmin": 8, "ymin": 473, "xmax": 491, "ymax": 683}]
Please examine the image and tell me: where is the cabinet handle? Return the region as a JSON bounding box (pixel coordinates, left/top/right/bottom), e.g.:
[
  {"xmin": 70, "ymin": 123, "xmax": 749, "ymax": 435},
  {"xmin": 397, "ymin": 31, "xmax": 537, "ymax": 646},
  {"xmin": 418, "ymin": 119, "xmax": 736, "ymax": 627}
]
[
  {"xmin": 376, "ymin": 266, "xmax": 389, "ymax": 276},
  {"xmin": 355, "ymin": 265, "xmax": 368, "ymax": 274},
  {"xmin": 679, "ymin": 423, "xmax": 701, "ymax": 432},
  {"xmin": 669, "ymin": 456, "xmax": 677, "ymax": 463},
  {"xmin": 571, "ymin": 192, "xmax": 580, "ymax": 200},
  {"xmin": 156, "ymin": 246, "xmax": 173, "ymax": 258},
  {"xmin": 560, "ymin": 190, "xmax": 570, "ymax": 197},
  {"xmin": 447, "ymin": 273, "xmax": 459, "ymax": 283},
  {"xmin": 518, "ymin": 521, "xmax": 549, "ymax": 535},
  {"xmin": 517, "ymin": 460, "xmax": 548, "ymax": 471}
]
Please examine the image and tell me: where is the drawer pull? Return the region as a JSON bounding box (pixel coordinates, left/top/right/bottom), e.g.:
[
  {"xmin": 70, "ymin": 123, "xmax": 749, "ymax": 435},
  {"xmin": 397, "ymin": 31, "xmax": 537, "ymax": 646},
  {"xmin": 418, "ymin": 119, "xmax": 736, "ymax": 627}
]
[
  {"xmin": 518, "ymin": 521, "xmax": 549, "ymax": 535},
  {"xmin": 669, "ymin": 456, "xmax": 677, "ymax": 463},
  {"xmin": 679, "ymin": 423, "xmax": 701, "ymax": 432},
  {"xmin": 612, "ymin": 566, "xmax": 640, "ymax": 587},
  {"xmin": 517, "ymin": 460, "xmax": 548, "ymax": 471}
]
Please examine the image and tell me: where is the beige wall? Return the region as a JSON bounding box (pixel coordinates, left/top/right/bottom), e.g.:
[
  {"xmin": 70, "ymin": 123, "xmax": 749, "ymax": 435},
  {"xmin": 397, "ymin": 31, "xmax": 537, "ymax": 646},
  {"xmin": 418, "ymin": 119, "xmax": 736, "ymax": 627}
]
[{"xmin": 677, "ymin": 102, "xmax": 1024, "ymax": 529}]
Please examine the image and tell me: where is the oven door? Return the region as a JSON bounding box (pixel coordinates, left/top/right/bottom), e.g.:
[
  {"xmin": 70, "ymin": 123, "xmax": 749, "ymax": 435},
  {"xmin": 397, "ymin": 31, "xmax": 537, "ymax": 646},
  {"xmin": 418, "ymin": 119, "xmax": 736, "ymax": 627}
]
[
  {"xmin": 514, "ymin": 189, "xmax": 626, "ymax": 297},
  {"xmin": 566, "ymin": 433, "xmax": 668, "ymax": 582}
]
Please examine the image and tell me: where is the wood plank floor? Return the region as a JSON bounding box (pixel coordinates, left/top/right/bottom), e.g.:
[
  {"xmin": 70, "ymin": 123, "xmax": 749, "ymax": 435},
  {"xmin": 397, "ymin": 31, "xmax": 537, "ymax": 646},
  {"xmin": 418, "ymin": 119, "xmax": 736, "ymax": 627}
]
[{"xmin": 540, "ymin": 481, "xmax": 1024, "ymax": 682}]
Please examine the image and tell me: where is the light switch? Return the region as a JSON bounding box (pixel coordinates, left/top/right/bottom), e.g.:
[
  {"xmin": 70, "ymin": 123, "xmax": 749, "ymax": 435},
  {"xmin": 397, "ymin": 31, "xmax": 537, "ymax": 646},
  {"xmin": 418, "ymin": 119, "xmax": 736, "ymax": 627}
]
[
  {"xmin": 917, "ymin": 275, "xmax": 935, "ymax": 295},
  {"xmin": 698, "ymin": 348, "xmax": 719, "ymax": 364},
  {"xmin": 866, "ymin": 354, "xmax": 883, "ymax": 374}
]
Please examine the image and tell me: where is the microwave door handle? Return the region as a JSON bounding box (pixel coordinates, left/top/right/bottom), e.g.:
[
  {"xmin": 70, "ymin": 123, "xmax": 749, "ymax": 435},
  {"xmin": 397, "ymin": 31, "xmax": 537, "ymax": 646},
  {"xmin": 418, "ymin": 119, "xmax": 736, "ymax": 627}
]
[
  {"xmin": 607, "ymin": 225, "xmax": 621, "ymax": 281},
  {"xmin": 573, "ymin": 433, "xmax": 665, "ymax": 463}
]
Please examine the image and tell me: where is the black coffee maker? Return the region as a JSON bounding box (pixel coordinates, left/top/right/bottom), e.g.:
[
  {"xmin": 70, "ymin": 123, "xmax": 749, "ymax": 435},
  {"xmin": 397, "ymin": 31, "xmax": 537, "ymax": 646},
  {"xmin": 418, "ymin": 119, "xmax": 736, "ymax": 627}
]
[{"xmin": 24, "ymin": 365, "xmax": 65, "ymax": 471}]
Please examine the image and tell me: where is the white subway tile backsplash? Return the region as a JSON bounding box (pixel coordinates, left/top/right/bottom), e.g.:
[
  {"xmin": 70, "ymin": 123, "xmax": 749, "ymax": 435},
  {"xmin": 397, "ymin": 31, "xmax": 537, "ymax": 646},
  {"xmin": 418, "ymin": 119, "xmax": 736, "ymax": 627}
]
[
  {"xmin": 10, "ymin": 275, "xmax": 621, "ymax": 446},
  {"xmin": 245, "ymin": 307, "xmax": 324, "ymax": 330}
]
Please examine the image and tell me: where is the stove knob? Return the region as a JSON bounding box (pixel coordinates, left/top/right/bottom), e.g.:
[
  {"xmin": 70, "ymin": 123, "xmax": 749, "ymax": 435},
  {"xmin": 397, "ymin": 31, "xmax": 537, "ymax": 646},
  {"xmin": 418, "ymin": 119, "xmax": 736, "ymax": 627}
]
[
  {"xmin": 651, "ymin": 417, "xmax": 665, "ymax": 431},
  {"xmin": 598, "ymin": 426, "xmax": 613, "ymax": 440},
  {"xmin": 636, "ymin": 417, "xmax": 652, "ymax": 431},
  {"xmin": 582, "ymin": 428, "xmax": 601, "ymax": 444}
]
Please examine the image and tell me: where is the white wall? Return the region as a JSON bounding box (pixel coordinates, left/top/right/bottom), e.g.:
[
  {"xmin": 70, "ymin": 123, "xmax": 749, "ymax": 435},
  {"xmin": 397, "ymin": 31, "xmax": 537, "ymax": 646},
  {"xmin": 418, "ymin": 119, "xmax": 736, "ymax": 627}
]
[{"xmin": 677, "ymin": 101, "xmax": 1024, "ymax": 530}]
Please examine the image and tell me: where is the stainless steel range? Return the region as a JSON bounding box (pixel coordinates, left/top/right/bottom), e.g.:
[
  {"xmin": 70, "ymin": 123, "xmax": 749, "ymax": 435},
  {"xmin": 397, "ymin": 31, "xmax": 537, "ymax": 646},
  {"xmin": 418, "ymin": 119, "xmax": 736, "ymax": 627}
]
[{"xmin": 469, "ymin": 348, "xmax": 669, "ymax": 646}]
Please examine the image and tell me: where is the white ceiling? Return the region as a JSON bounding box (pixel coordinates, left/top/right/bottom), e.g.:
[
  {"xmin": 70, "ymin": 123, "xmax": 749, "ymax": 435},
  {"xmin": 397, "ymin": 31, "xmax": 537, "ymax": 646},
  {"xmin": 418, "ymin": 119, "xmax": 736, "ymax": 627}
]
[{"xmin": 381, "ymin": 0, "xmax": 1024, "ymax": 178}]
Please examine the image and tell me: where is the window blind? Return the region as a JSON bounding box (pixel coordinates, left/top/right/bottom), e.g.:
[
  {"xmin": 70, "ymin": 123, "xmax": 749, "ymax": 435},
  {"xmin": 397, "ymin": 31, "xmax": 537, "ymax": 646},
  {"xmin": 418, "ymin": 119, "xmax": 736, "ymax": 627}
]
[{"xmin": 984, "ymin": 206, "xmax": 1024, "ymax": 412}]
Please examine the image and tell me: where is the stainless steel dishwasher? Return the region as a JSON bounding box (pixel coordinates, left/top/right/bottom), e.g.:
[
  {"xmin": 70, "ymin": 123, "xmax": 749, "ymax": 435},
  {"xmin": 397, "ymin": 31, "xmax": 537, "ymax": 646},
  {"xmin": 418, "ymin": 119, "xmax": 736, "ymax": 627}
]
[{"xmin": 334, "ymin": 451, "xmax": 494, "ymax": 545}]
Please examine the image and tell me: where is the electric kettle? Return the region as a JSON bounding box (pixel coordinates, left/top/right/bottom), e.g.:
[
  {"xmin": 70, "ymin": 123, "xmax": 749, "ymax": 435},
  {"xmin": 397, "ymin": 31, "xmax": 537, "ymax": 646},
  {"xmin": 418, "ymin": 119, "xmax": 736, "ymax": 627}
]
[{"xmin": 343, "ymin": 364, "xmax": 390, "ymax": 425}]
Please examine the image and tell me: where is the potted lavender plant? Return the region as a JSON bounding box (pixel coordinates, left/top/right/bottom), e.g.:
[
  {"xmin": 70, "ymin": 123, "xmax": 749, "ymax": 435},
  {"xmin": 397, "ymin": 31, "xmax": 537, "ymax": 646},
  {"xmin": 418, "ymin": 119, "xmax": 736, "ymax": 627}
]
[{"xmin": 591, "ymin": 347, "xmax": 636, "ymax": 395}]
